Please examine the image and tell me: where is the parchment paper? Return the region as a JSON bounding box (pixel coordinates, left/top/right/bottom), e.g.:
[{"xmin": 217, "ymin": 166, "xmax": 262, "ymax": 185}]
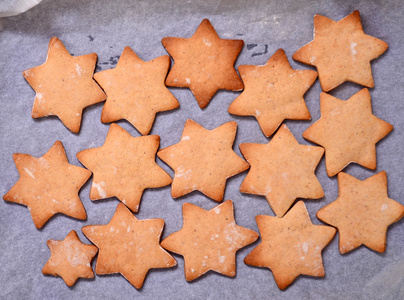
[{"xmin": 1, "ymin": 0, "xmax": 403, "ymax": 299}]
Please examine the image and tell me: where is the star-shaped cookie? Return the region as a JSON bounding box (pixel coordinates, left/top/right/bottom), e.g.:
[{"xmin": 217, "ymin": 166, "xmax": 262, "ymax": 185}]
[
  {"xmin": 161, "ymin": 200, "xmax": 258, "ymax": 281},
  {"xmin": 228, "ymin": 49, "xmax": 317, "ymax": 137},
  {"xmin": 3, "ymin": 141, "xmax": 91, "ymax": 229},
  {"xmin": 93, "ymin": 47, "xmax": 179, "ymax": 135},
  {"xmin": 303, "ymin": 89, "xmax": 393, "ymax": 177},
  {"xmin": 317, "ymin": 172, "xmax": 404, "ymax": 254},
  {"xmin": 82, "ymin": 203, "xmax": 176, "ymax": 289},
  {"xmin": 244, "ymin": 201, "xmax": 336, "ymax": 290},
  {"xmin": 23, "ymin": 37, "xmax": 106, "ymax": 133},
  {"xmin": 157, "ymin": 120, "xmax": 249, "ymax": 201},
  {"xmin": 239, "ymin": 124, "xmax": 324, "ymax": 217},
  {"xmin": 162, "ymin": 19, "xmax": 244, "ymax": 108},
  {"xmin": 293, "ymin": 10, "xmax": 388, "ymax": 92},
  {"xmin": 77, "ymin": 123, "xmax": 172, "ymax": 212},
  {"xmin": 42, "ymin": 230, "xmax": 98, "ymax": 286}
]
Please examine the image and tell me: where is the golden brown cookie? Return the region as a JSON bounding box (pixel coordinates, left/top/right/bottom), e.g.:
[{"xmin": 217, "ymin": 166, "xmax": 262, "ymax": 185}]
[
  {"xmin": 162, "ymin": 19, "xmax": 244, "ymax": 109},
  {"xmin": 42, "ymin": 230, "xmax": 98, "ymax": 286},
  {"xmin": 244, "ymin": 201, "xmax": 336, "ymax": 290},
  {"xmin": 228, "ymin": 49, "xmax": 317, "ymax": 137},
  {"xmin": 82, "ymin": 203, "xmax": 176, "ymax": 289},
  {"xmin": 303, "ymin": 89, "xmax": 393, "ymax": 177},
  {"xmin": 23, "ymin": 37, "xmax": 106, "ymax": 133},
  {"xmin": 317, "ymin": 171, "xmax": 404, "ymax": 254},
  {"xmin": 3, "ymin": 141, "xmax": 90, "ymax": 229},
  {"xmin": 161, "ymin": 200, "xmax": 258, "ymax": 281},
  {"xmin": 157, "ymin": 120, "xmax": 249, "ymax": 202},
  {"xmin": 93, "ymin": 47, "xmax": 179, "ymax": 135},
  {"xmin": 293, "ymin": 10, "xmax": 388, "ymax": 92},
  {"xmin": 239, "ymin": 124, "xmax": 324, "ymax": 217},
  {"xmin": 76, "ymin": 123, "xmax": 172, "ymax": 213}
]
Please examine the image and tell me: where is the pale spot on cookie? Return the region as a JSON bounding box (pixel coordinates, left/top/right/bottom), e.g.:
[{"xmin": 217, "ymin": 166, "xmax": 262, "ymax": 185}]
[
  {"xmin": 302, "ymin": 241, "xmax": 309, "ymax": 254},
  {"xmin": 203, "ymin": 39, "xmax": 212, "ymax": 47},
  {"xmin": 93, "ymin": 181, "xmax": 107, "ymax": 198},
  {"xmin": 24, "ymin": 168, "xmax": 35, "ymax": 179},
  {"xmin": 350, "ymin": 42, "xmax": 357, "ymax": 59}
]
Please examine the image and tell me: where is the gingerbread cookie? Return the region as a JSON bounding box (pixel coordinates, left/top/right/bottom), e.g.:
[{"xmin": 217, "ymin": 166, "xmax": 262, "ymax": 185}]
[
  {"xmin": 228, "ymin": 49, "xmax": 317, "ymax": 137},
  {"xmin": 293, "ymin": 10, "xmax": 388, "ymax": 92},
  {"xmin": 82, "ymin": 203, "xmax": 176, "ymax": 289},
  {"xmin": 161, "ymin": 200, "xmax": 258, "ymax": 281},
  {"xmin": 157, "ymin": 120, "xmax": 249, "ymax": 202},
  {"xmin": 77, "ymin": 123, "xmax": 172, "ymax": 212},
  {"xmin": 162, "ymin": 19, "xmax": 244, "ymax": 108},
  {"xmin": 244, "ymin": 201, "xmax": 336, "ymax": 290},
  {"xmin": 42, "ymin": 230, "xmax": 98, "ymax": 286},
  {"xmin": 23, "ymin": 37, "xmax": 106, "ymax": 133},
  {"xmin": 239, "ymin": 124, "xmax": 324, "ymax": 217},
  {"xmin": 317, "ymin": 171, "xmax": 404, "ymax": 254},
  {"xmin": 303, "ymin": 89, "xmax": 393, "ymax": 177},
  {"xmin": 3, "ymin": 141, "xmax": 90, "ymax": 229},
  {"xmin": 94, "ymin": 47, "xmax": 179, "ymax": 135}
]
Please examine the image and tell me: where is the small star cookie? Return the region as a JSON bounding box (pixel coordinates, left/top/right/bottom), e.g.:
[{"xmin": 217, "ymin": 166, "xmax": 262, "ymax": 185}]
[
  {"xmin": 77, "ymin": 123, "xmax": 172, "ymax": 212},
  {"xmin": 82, "ymin": 203, "xmax": 176, "ymax": 289},
  {"xmin": 303, "ymin": 89, "xmax": 393, "ymax": 177},
  {"xmin": 162, "ymin": 19, "xmax": 244, "ymax": 108},
  {"xmin": 239, "ymin": 124, "xmax": 324, "ymax": 217},
  {"xmin": 94, "ymin": 47, "xmax": 179, "ymax": 135},
  {"xmin": 23, "ymin": 37, "xmax": 106, "ymax": 133},
  {"xmin": 244, "ymin": 201, "xmax": 336, "ymax": 290},
  {"xmin": 3, "ymin": 141, "xmax": 91, "ymax": 229},
  {"xmin": 317, "ymin": 171, "xmax": 404, "ymax": 254},
  {"xmin": 157, "ymin": 120, "xmax": 249, "ymax": 201},
  {"xmin": 228, "ymin": 49, "xmax": 317, "ymax": 137},
  {"xmin": 42, "ymin": 230, "xmax": 98, "ymax": 286},
  {"xmin": 293, "ymin": 10, "xmax": 388, "ymax": 92},
  {"xmin": 161, "ymin": 200, "xmax": 258, "ymax": 281}
]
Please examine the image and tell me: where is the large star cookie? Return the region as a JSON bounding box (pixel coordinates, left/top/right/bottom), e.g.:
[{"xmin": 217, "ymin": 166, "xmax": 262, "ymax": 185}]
[
  {"xmin": 157, "ymin": 120, "xmax": 249, "ymax": 201},
  {"xmin": 3, "ymin": 141, "xmax": 90, "ymax": 229},
  {"xmin": 77, "ymin": 123, "xmax": 172, "ymax": 212},
  {"xmin": 303, "ymin": 89, "xmax": 393, "ymax": 177},
  {"xmin": 317, "ymin": 172, "xmax": 404, "ymax": 254},
  {"xmin": 244, "ymin": 201, "xmax": 336, "ymax": 290},
  {"xmin": 161, "ymin": 200, "xmax": 258, "ymax": 281},
  {"xmin": 42, "ymin": 230, "xmax": 98, "ymax": 286},
  {"xmin": 239, "ymin": 124, "xmax": 324, "ymax": 217},
  {"xmin": 23, "ymin": 37, "xmax": 106, "ymax": 133},
  {"xmin": 82, "ymin": 203, "xmax": 176, "ymax": 289},
  {"xmin": 293, "ymin": 10, "xmax": 388, "ymax": 92},
  {"xmin": 228, "ymin": 49, "xmax": 317, "ymax": 137},
  {"xmin": 162, "ymin": 19, "xmax": 244, "ymax": 108},
  {"xmin": 93, "ymin": 47, "xmax": 179, "ymax": 135}
]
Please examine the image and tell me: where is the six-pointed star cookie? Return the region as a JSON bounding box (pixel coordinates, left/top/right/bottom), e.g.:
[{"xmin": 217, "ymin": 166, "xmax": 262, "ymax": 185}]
[
  {"xmin": 239, "ymin": 124, "xmax": 324, "ymax": 217},
  {"xmin": 3, "ymin": 141, "xmax": 91, "ymax": 229},
  {"xmin": 94, "ymin": 47, "xmax": 179, "ymax": 135},
  {"xmin": 77, "ymin": 123, "xmax": 172, "ymax": 212},
  {"xmin": 82, "ymin": 203, "xmax": 176, "ymax": 289},
  {"xmin": 161, "ymin": 200, "xmax": 258, "ymax": 281},
  {"xmin": 23, "ymin": 37, "xmax": 106, "ymax": 133},
  {"xmin": 317, "ymin": 172, "xmax": 404, "ymax": 254},
  {"xmin": 157, "ymin": 120, "xmax": 249, "ymax": 201},
  {"xmin": 228, "ymin": 49, "xmax": 317, "ymax": 137},
  {"xmin": 293, "ymin": 10, "xmax": 388, "ymax": 92},
  {"xmin": 42, "ymin": 230, "xmax": 98, "ymax": 286},
  {"xmin": 162, "ymin": 19, "xmax": 244, "ymax": 108},
  {"xmin": 244, "ymin": 201, "xmax": 336, "ymax": 290},
  {"xmin": 303, "ymin": 89, "xmax": 393, "ymax": 177}
]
